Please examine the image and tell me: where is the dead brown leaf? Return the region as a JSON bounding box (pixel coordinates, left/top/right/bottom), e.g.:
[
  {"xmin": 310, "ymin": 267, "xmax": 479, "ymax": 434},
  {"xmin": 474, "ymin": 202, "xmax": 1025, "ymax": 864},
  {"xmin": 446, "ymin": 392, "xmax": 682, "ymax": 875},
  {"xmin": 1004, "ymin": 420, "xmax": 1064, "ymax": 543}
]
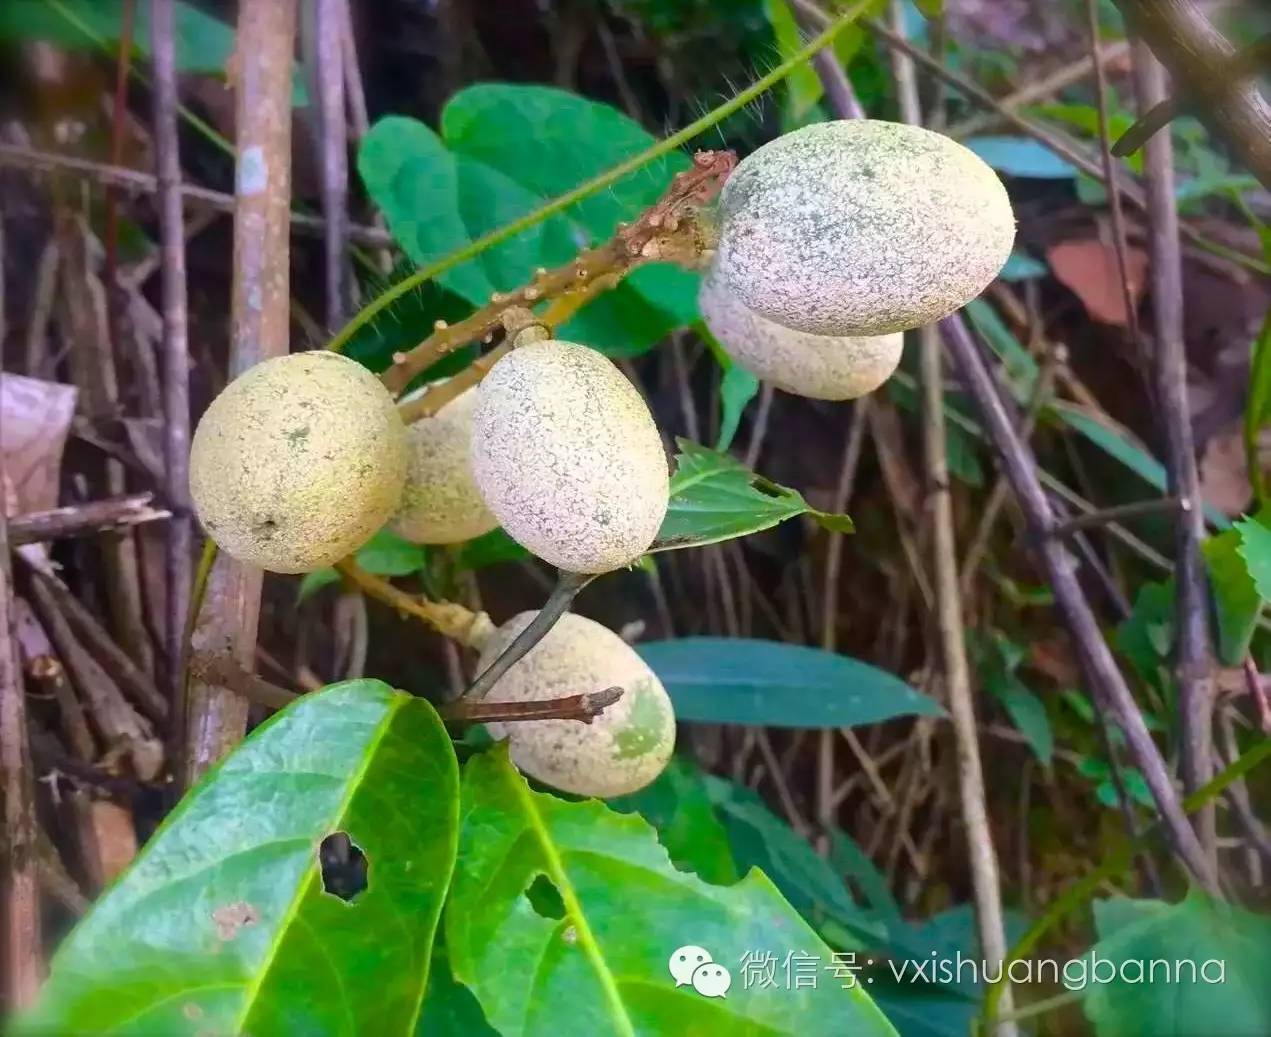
[
  {"xmin": 0, "ymin": 373, "xmax": 77, "ymax": 514},
  {"xmin": 1046, "ymin": 239, "xmax": 1149, "ymax": 327}
]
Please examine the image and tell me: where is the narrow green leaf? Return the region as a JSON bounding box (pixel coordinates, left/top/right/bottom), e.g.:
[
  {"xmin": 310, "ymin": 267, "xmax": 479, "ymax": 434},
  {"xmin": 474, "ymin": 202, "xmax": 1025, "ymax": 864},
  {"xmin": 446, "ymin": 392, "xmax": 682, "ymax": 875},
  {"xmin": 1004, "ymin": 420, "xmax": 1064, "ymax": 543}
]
[
  {"xmin": 716, "ymin": 362, "xmax": 761, "ymax": 453},
  {"xmin": 764, "ymin": 0, "xmax": 824, "ymax": 120},
  {"xmin": 654, "ymin": 440, "xmax": 852, "ymax": 551},
  {"xmin": 447, "ymin": 748, "xmax": 898, "ymax": 1036},
  {"xmin": 635, "ymin": 637, "xmax": 943, "ymax": 728},
  {"xmin": 1246, "ymin": 308, "xmax": 1271, "ymax": 504},
  {"xmin": 985, "ymin": 672, "xmax": 1054, "ymax": 767},
  {"xmin": 999, "ymin": 251, "xmax": 1048, "ymax": 281},
  {"xmin": 964, "ymin": 136, "xmax": 1079, "ymax": 179},
  {"xmin": 18, "ymin": 682, "xmax": 460, "ymax": 1037}
]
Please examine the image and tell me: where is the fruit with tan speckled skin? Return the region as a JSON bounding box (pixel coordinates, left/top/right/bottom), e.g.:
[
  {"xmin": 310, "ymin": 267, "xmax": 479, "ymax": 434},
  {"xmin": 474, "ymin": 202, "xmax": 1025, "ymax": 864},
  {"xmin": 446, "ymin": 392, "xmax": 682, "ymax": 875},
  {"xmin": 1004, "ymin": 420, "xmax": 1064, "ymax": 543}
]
[
  {"xmin": 470, "ymin": 339, "xmax": 668, "ymax": 574},
  {"xmin": 390, "ymin": 386, "xmax": 498, "ymax": 545},
  {"xmin": 699, "ymin": 271, "xmax": 903, "ymax": 400},
  {"xmin": 189, "ymin": 351, "xmax": 408, "ymax": 573},
  {"xmin": 478, "ymin": 612, "xmax": 676, "ymax": 797},
  {"xmin": 714, "ymin": 119, "xmax": 1015, "ymax": 336}
]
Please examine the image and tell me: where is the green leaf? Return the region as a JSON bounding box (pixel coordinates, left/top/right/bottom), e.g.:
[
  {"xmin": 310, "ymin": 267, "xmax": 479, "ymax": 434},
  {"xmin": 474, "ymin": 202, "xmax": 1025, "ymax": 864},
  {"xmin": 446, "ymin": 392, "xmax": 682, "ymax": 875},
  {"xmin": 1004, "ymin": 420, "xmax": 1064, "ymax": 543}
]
[
  {"xmin": 0, "ymin": 0, "xmax": 306, "ymax": 104},
  {"xmin": 359, "ymin": 87, "xmax": 700, "ymax": 358},
  {"xmin": 356, "ymin": 527, "xmax": 429, "ymax": 576},
  {"xmin": 1204, "ymin": 520, "xmax": 1264, "ymax": 665},
  {"xmin": 1245, "ymin": 309, "xmax": 1271, "ymax": 503},
  {"xmin": 654, "ymin": 440, "xmax": 852, "ymax": 551},
  {"xmin": 18, "ymin": 681, "xmax": 459, "ymax": 1037},
  {"xmin": 297, "ymin": 567, "xmax": 340, "ymax": 602},
  {"xmin": 985, "ymin": 671, "xmax": 1053, "ymax": 766},
  {"xmin": 447, "ymin": 747, "xmax": 898, "ymax": 1036},
  {"xmin": 1084, "ymin": 892, "xmax": 1271, "ymax": 1036},
  {"xmin": 963, "ymin": 136, "xmax": 1078, "ymax": 179},
  {"xmin": 963, "ymin": 298, "xmax": 1038, "ymax": 393},
  {"xmin": 417, "ymin": 940, "xmax": 499, "ymax": 1036},
  {"xmin": 764, "ymin": 0, "xmax": 824, "ymax": 121},
  {"xmin": 716, "ymin": 361, "xmax": 761, "ymax": 453},
  {"xmin": 453, "ymin": 527, "xmax": 532, "ymax": 570},
  {"xmin": 1, "ymin": 0, "xmax": 232, "ymax": 74},
  {"xmin": 703, "ymin": 776, "xmax": 877, "ymax": 938},
  {"xmin": 1236, "ymin": 512, "xmax": 1271, "ymax": 599},
  {"xmin": 999, "ymin": 251, "xmax": 1048, "ymax": 281},
  {"xmin": 610, "ymin": 756, "xmax": 740, "ymax": 885},
  {"xmin": 635, "ymin": 637, "xmax": 943, "ymax": 728}
]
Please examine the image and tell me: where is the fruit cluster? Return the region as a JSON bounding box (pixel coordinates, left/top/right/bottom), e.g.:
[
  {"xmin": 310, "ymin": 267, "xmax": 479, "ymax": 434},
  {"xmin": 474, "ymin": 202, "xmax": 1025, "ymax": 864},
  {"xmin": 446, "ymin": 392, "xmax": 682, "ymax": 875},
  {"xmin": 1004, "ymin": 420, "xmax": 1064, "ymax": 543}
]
[{"xmin": 188, "ymin": 119, "xmax": 1013, "ymax": 799}]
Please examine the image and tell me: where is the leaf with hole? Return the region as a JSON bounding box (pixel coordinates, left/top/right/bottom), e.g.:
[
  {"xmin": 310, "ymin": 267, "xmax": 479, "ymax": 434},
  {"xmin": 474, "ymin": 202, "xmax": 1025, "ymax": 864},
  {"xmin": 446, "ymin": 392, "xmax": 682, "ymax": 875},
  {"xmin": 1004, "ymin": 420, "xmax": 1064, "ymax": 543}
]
[
  {"xmin": 653, "ymin": 440, "xmax": 852, "ymax": 551},
  {"xmin": 635, "ymin": 637, "xmax": 942, "ymax": 728},
  {"xmin": 17, "ymin": 681, "xmax": 459, "ymax": 1037},
  {"xmin": 446, "ymin": 747, "xmax": 898, "ymax": 1036}
]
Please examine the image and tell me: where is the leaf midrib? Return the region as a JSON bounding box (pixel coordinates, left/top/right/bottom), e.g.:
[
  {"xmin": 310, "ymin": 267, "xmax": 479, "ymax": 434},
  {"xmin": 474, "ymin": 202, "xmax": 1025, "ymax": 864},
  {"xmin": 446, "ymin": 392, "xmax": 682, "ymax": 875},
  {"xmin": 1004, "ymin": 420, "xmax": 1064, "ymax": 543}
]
[
  {"xmin": 507, "ymin": 769, "xmax": 637, "ymax": 1037},
  {"xmin": 232, "ymin": 693, "xmax": 407, "ymax": 1034}
]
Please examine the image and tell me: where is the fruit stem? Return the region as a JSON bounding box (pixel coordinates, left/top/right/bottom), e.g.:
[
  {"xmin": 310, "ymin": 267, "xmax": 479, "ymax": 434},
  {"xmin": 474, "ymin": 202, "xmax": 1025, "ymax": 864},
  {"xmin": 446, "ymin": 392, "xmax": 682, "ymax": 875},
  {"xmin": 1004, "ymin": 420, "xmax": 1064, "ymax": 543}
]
[
  {"xmin": 441, "ymin": 685, "xmax": 622, "ymax": 725},
  {"xmin": 462, "ymin": 570, "xmax": 595, "ymax": 701},
  {"xmin": 333, "ymin": 558, "xmax": 493, "ymax": 647}
]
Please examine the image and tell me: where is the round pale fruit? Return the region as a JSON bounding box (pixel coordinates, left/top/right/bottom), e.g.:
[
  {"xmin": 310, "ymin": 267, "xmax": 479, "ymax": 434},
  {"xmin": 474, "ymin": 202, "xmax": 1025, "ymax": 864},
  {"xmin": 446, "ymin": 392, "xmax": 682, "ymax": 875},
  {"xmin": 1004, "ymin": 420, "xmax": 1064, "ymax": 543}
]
[
  {"xmin": 714, "ymin": 119, "xmax": 1015, "ymax": 336},
  {"xmin": 699, "ymin": 272, "xmax": 903, "ymax": 400},
  {"xmin": 478, "ymin": 612, "xmax": 676, "ymax": 797},
  {"xmin": 470, "ymin": 339, "xmax": 668, "ymax": 574},
  {"xmin": 390, "ymin": 386, "xmax": 498, "ymax": 545},
  {"xmin": 189, "ymin": 351, "xmax": 408, "ymax": 573}
]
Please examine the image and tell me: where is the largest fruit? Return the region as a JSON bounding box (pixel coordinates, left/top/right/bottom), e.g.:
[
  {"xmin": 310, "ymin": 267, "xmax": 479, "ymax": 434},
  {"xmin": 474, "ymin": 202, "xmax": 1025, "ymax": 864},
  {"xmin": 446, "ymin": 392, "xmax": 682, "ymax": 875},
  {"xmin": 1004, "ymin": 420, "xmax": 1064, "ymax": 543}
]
[
  {"xmin": 189, "ymin": 351, "xmax": 408, "ymax": 573},
  {"xmin": 714, "ymin": 119, "xmax": 1015, "ymax": 336},
  {"xmin": 470, "ymin": 339, "xmax": 668, "ymax": 573}
]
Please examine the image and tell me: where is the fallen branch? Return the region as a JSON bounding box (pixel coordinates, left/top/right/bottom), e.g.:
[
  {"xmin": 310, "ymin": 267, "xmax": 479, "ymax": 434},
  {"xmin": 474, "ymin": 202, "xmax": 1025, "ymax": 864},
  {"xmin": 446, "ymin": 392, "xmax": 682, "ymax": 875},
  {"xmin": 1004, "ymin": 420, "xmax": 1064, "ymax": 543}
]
[{"xmin": 7, "ymin": 494, "xmax": 170, "ymax": 547}]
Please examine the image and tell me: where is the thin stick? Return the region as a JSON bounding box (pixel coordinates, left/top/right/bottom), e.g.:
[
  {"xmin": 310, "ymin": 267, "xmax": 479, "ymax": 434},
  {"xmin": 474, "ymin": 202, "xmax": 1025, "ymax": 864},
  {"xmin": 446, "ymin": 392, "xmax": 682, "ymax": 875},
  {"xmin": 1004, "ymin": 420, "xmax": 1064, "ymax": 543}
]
[
  {"xmin": 938, "ymin": 315, "xmax": 1216, "ymax": 890},
  {"xmin": 1051, "ymin": 497, "xmax": 1185, "ymax": 538},
  {"xmin": 151, "ymin": 0, "xmax": 193, "ymax": 743},
  {"xmin": 887, "ymin": 8, "xmax": 1015, "ymax": 1029},
  {"xmin": 314, "ymin": 0, "xmax": 350, "ymax": 329},
  {"xmin": 184, "ymin": 0, "xmax": 298, "ymax": 788},
  {"xmin": 1132, "ymin": 41, "xmax": 1215, "ymax": 860},
  {"xmin": 0, "ymin": 143, "xmax": 393, "ymax": 248},
  {"xmin": 465, "ymin": 571, "xmax": 594, "ymax": 701},
  {"xmin": 0, "ymin": 480, "xmax": 40, "ymax": 1008},
  {"xmin": 443, "ymin": 686, "xmax": 623, "ymax": 725},
  {"xmin": 7, "ymin": 494, "xmax": 169, "ymax": 546}
]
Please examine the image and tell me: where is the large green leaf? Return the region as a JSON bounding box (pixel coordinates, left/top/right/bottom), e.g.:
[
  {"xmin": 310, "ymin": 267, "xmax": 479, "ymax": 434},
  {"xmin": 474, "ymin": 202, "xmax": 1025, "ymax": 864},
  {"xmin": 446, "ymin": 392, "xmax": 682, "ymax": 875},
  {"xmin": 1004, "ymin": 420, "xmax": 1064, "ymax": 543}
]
[
  {"xmin": 19, "ymin": 682, "xmax": 459, "ymax": 1037},
  {"xmin": 358, "ymin": 85, "xmax": 701, "ymax": 357},
  {"xmin": 1084, "ymin": 892, "xmax": 1271, "ymax": 1037},
  {"xmin": 654, "ymin": 440, "xmax": 853, "ymax": 551},
  {"xmin": 635, "ymin": 637, "xmax": 943, "ymax": 727},
  {"xmin": 446, "ymin": 747, "xmax": 898, "ymax": 1036}
]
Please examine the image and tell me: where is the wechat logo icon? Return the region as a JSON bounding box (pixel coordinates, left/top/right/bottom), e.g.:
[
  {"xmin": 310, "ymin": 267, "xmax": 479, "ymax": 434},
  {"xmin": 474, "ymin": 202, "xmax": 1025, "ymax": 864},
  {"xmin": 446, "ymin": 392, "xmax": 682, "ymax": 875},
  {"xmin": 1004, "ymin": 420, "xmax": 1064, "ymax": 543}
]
[{"xmin": 668, "ymin": 945, "xmax": 733, "ymax": 998}]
